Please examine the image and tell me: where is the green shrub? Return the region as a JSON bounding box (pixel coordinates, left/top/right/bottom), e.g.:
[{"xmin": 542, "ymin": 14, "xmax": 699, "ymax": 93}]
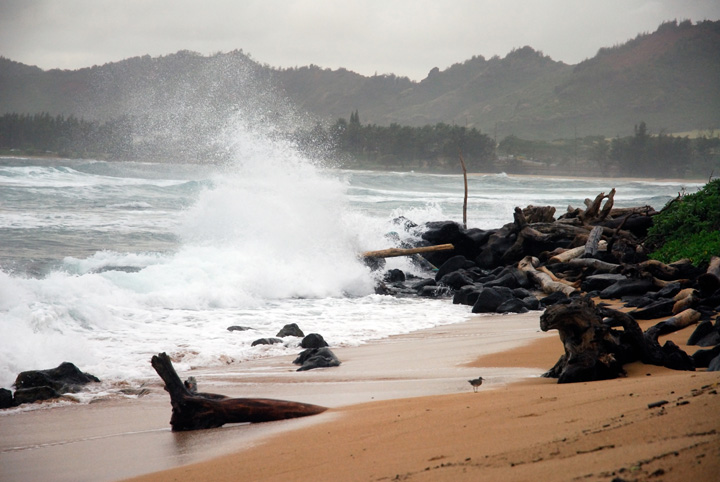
[
  {"xmin": 647, "ymin": 179, "xmax": 720, "ymax": 265},
  {"xmin": 649, "ymin": 230, "xmax": 720, "ymax": 265}
]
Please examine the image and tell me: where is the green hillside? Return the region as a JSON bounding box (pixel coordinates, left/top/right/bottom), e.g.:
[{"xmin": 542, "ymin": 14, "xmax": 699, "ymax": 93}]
[{"xmin": 0, "ymin": 20, "xmax": 718, "ymax": 140}]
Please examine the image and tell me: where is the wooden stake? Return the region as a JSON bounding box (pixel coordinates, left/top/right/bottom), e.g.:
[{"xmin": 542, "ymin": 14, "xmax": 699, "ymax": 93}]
[{"xmin": 458, "ymin": 150, "xmax": 468, "ymax": 229}]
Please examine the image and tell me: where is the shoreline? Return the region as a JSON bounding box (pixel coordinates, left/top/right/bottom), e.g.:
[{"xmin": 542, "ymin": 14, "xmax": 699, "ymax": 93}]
[
  {"xmin": 1, "ymin": 155, "xmax": 708, "ymax": 183},
  {"xmin": 125, "ymin": 316, "xmax": 719, "ymax": 482},
  {"xmin": 1, "ymin": 309, "xmax": 718, "ymax": 481},
  {"xmin": 0, "ymin": 312, "xmax": 552, "ymax": 482}
]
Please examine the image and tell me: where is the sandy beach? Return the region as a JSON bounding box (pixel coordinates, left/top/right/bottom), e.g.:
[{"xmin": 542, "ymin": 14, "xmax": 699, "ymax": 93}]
[{"xmin": 1, "ymin": 311, "xmax": 718, "ymax": 482}]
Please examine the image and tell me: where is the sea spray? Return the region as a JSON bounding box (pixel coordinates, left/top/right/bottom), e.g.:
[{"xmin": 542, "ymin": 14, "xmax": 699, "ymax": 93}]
[
  {"xmin": 0, "ymin": 117, "xmax": 429, "ymax": 390},
  {"xmin": 177, "ymin": 115, "xmax": 378, "ymax": 301}
]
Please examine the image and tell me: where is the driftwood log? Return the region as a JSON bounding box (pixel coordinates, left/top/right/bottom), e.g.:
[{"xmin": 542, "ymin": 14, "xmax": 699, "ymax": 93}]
[
  {"xmin": 518, "ymin": 256, "xmax": 578, "ymax": 296},
  {"xmin": 540, "ymin": 297, "xmax": 695, "ymax": 383},
  {"xmin": 361, "ymin": 244, "xmax": 454, "ymax": 259},
  {"xmin": 151, "ymin": 353, "xmax": 327, "ymax": 431},
  {"xmin": 698, "ymin": 256, "xmax": 720, "ymax": 295}
]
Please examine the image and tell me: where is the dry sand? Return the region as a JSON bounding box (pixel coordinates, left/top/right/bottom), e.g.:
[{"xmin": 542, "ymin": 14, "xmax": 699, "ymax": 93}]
[{"xmin": 1, "ymin": 312, "xmax": 718, "ymax": 482}]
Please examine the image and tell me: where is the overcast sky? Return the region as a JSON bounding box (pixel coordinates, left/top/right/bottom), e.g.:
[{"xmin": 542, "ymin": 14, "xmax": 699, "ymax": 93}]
[{"xmin": 1, "ymin": 0, "xmax": 719, "ymax": 81}]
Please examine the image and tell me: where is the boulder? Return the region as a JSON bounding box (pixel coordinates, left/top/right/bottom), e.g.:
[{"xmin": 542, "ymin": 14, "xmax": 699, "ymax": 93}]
[
  {"xmin": 421, "ymin": 221, "xmax": 478, "ymax": 266},
  {"xmin": 435, "ymin": 255, "xmax": 476, "ymax": 281},
  {"xmin": 14, "ymin": 362, "xmax": 100, "ymax": 394},
  {"xmin": 475, "ymin": 225, "xmax": 517, "ymax": 269},
  {"xmin": 485, "ymin": 267, "xmax": 530, "ymax": 289},
  {"xmin": 540, "ymin": 291, "xmax": 568, "ymax": 306},
  {"xmin": 363, "ymin": 256, "xmax": 386, "ymax": 271},
  {"xmin": 0, "ymin": 388, "xmax": 14, "ymax": 409},
  {"xmin": 581, "ymin": 273, "xmax": 627, "ymax": 292},
  {"xmin": 471, "ymin": 288, "xmax": 505, "ymax": 313},
  {"xmin": 438, "ymin": 270, "xmax": 474, "ymax": 290},
  {"xmin": 512, "ymin": 287, "xmax": 533, "ymax": 299},
  {"xmin": 384, "ymin": 269, "xmax": 406, "ymax": 283},
  {"xmin": 623, "ymin": 296, "xmax": 655, "ymax": 308},
  {"xmin": 13, "ymin": 386, "xmax": 64, "ymax": 405},
  {"xmin": 293, "ymin": 347, "xmax": 341, "ymax": 371},
  {"xmin": 659, "ymin": 340, "xmax": 695, "ymax": 371},
  {"xmin": 655, "ymin": 282, "xmax": 684, "ymax": 299},
  {"xmin": 708, "ymin": 354, "xmax": 720, "ymax": 371},
  {"xmin": 599, "ymin": 278, "xmax": 656, "ymax": 299},
  {"xmin": 251, "ymin": 338, "xmax": 283, "ymax": 346},
  {"xmin": 629, "ymin": 299, "xmax": 676, "ymax": 320},
  {"xmin": 522, "ymin": 296, "xmax": 542, "ymax": 310},
  {"xmin": 227, "ymin": 325, "xmax": 252, "ymax": 332},
  {"xmin": 453, "ymin": 285, "xmax": 481, "ymax": 306},
  {"xmin": 692, "ymin": 345, "xmax": 720, "ymax": 368},
  {"xmin": 276, "ymin": 323, "xmax": 305, "ymax": 338},
  {"xmin": 496, "ymin": 298, "xmax": 530, "ymax": 314},
  {"xmin": 687, "ymin": 320, "xmax": 718, "ymax": 346},
  {"xmin": 301, "ymin": 333, "xmax": 329, "ymax": 349},
  {"xmin": 411, "ymin": 278, "xmax": 437, "ymax": 292},
  {"xmin": 418, "ymin": 285, "xmax": 448, "ymax": 298}
]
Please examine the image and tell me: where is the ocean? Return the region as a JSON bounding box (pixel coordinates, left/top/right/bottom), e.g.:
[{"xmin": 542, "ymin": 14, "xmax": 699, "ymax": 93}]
[{"xmin": 0, "ymin": 130, "xmax": 701, "ymax": 395}]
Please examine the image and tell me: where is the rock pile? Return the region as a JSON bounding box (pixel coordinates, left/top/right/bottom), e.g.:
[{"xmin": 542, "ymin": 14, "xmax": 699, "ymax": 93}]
[{"xmin": 373, "ymin": 190, "xmax": 720, "ymax": 380}]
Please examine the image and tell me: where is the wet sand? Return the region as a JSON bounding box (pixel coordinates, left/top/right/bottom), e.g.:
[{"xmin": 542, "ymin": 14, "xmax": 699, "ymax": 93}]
[
  {"xmin": 128, "ymin": 316, "xmax": 719, "ymax": 482},
  {"xmin": 2, "ymin": 311, "xmax": 718, "ymax": 481},
  {"xmin": 0, "ymin": 312, "xmax": 549, "ymax": 482}
]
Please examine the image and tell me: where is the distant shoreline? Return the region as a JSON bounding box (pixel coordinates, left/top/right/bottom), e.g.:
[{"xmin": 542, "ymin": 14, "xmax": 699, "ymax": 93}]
[{"xmin": 1, "ymin": 154, "xmax": 709, "ymax": 183}]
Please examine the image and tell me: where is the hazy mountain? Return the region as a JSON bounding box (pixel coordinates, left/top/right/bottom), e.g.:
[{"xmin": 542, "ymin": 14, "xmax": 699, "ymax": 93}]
[{"xmin": 1, "ymin": 20, "xmax": 718, "ymax": 140}]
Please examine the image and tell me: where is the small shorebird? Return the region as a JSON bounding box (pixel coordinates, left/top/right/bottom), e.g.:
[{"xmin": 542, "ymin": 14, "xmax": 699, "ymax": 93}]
[{"xmin": 468, "ymin": 376, "xmax": 484, "ymax": 392}]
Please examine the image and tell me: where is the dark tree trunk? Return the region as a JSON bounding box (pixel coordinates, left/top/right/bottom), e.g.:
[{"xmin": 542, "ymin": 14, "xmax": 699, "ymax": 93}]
[
  {"xmin": 540, "ymin": 297, "xmax": 695, "ymax": 383},
  {"xmin": 151, "ymin": 353, "xmax": 327, "ymax": 431}
]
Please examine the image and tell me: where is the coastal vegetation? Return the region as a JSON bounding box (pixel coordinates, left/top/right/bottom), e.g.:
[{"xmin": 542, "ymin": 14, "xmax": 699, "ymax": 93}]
[{"xmin": 646, "ymin": 179, "xmax": 720, "ymax": 264}]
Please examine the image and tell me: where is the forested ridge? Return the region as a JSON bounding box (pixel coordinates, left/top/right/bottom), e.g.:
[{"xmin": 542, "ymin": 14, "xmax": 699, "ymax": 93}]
[
  {"xmin": 1, "ymin": 19, "xmax": 719, "ymax": 176},
  {"xmin": 2, "ymin": 110, "xmax": 718, "ymax": 178}
]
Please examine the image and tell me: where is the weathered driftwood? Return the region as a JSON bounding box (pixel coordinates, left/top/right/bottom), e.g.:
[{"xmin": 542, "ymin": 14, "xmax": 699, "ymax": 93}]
[
  {"xmin": 584, "ymin": 226, "xmax": 604, "ymax": 256},
  {"xmin": 540, "ymin": 297, "xmax": 696, "ymax": 383},
  {"xmin": 642, "ymin": 309, "xmax": 699, "ymax": 370},
  {"xmin": 361, "ymin": 244, "xmax": 454, "ymax": 259},
  {"xmin": 548, "ymin": 246, "xmax": 586, "ymax": 264},
  {"xmin": 567, "ymin": 257, "xmax": 620, "ymax": 273},
  {"xmin": 538, "ymin": 266, "xmax": 580, "ymax": 289},
  {"xmin": 706, "ymin": 255, "xmax": 720, "ymax": 278},
  {"xmin": 638, "ymin": 259, "xmax": 680, "ymax": 281},
  {"xmin": 499, "ymin": 224, "xmax": 554, "ymax": 265},
  {"xmin": 597, "ymin": 188, "xmax": 616, "ymax": 222},
  {"xmin": 698, "ymin": 256, "xmax": 720, "ymax": 295},
  {"xmin": 579, "ymin": 189, "xmax": 615, "ymax": 224},
  {"xmin": 674, "ymin": 287, "xmax": 696, "ymax": 302},
  {"xmin": 151, "ymin": 353, "xmax": 327, "ymax": 431},
  {"xmin": 518, "ymin": 256, "xmax": 577, "ymax": 296},
  {"xmin": 540, "ymin": 296, "xmax": 639, "ymax": 383},
  {"xmin": 672, "ymin": 290, "xmax": 699, "ymax": 314},
  {"xmin": 522, "ymin": 205, "xmax": 556, "ymax": 224}
]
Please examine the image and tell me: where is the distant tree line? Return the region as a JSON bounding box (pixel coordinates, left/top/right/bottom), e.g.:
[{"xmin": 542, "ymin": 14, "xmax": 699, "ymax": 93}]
[
  {"xmin": 606, "ymin": 121, "xmax": 718, "ymax": 178},
  {"xmin": 296, "ymin": 111, "xmax": 497, "ymax": 171},
  {"xmin": 497, "ymin": 121, "xmax": 719, "ymax": 178},
  {"xmin": 0, "ymin": 112, "xmax": 133, "ymax": 159},
  {"xmin": 2, "ymin": 111, "xmax": 718, "ymax": 178}
]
